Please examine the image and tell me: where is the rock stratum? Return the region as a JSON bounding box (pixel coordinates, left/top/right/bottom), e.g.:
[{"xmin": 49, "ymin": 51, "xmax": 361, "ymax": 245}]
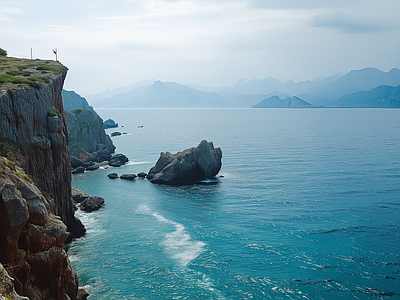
[
  {"xmin": 147, "ymin": 140, "xmax": 222, "ymax": 184},
  {"xmin": 0, "ymin": 59, "xmax": 85, "ymax": 299}
]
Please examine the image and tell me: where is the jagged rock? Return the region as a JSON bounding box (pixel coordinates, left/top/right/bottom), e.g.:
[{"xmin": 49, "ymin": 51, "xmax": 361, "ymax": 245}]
[
  {"xmin": 77, "ymin": 288, "xmax": 89, "ymax": 300},
  {"xmin": 71, "ymin": 189, "xmax": 89, "ymax": 203},
  {"xmin": 72, "ymin": 166, "xmax": 85, "ymax": 174},
  {"xmin": 27, "ymin": 246, "xmax": 78, "ymax": 300},
  {"xmin": 0, "ymin": 178, "xmax": 29, "ymax": 263},
  {"xmin": 70, "ymin": 155, "xmax": 85, "ymax": 169},
  {"xmin": 0, "ymin": 262, "xmax": 29, "ymax": 300},
  {"xmin": 80, "ymin": 196, "xmax": 105, "ymax": 212},
  {"xmin": 109, "ymin": 153, "xmax": 129, "ymax": 167},
  {"xmin": 120, "ymin": 174, "xmax": 137, "ymax": 181},
  {"xmin": 26, "ymin": 217, "xmax": 69, "ymax": 253},
  {"xmin": 85, "ymin": 163, "xmax": 100, "ymax": 171},
  {"xmin": 111, "ymin": 131, "xmax": 122, "ymax": 137},
  {"xmin": 137, "ymin": 172, "xmax": 147, "ymax": 178},
  {"xmin": 103, "ymin": 119, "xmax": 118, "ymax": 129},
  {"xmin": 16, "ymin": 180, "xmax": 48, "ymax": 226},
  {"xmin": 148, "ymin": 140, "xmax": 222, "ymax": 184}
]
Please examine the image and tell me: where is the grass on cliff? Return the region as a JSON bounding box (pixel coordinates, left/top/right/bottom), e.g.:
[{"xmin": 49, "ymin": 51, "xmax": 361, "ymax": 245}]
[{"xmin": 0, "ymin": 57, "xmax": 67, "ymax": 93}]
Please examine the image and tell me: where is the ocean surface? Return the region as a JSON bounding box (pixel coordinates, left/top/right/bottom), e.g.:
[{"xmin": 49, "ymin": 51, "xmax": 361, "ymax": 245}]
[{"xmin": 69, "ymin": 108, "xmax": 400, "ymax": 300}]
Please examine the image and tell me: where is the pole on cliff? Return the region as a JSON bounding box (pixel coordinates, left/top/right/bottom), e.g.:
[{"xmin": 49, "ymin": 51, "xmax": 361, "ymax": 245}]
[{"xmin": 53, "ymin": 48, "xmax": 58, "ymax": 61}]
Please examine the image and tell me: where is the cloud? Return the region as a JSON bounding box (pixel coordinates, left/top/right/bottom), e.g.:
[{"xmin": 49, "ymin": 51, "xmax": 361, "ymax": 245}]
[{"xmin": 310, "ymin": 10, "xmax": 392, "ymax": 33}]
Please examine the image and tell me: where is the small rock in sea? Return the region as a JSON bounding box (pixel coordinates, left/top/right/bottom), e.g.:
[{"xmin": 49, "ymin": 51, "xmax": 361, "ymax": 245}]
[
  {"xmin": 111, "ymin": 131, "xmax": 122, "ymax": 137},
  {"xmin": 104, "ymin": 118, "xmax": 118, "ymax": 129},
  {"xmin": 109, "ymin": 153, "xmax": 129, "ymax": 167},
  {"xmin": 86, "ymin": 163, "xmax": 100, "ymax": 171},
  {"xmin": 137, "ymin": 172, "xmax": 147, "ymax": 178},
  {"xmin": 77, "ymin": 288, "xmax": 89, "ymax": 300},
  {"xmin": 107, "ymin": 173, "xmax": 119, "ymax": 179},
  {"xmin": 72, "ymin": 166, "xmax": 85, "ymax": 174},
  {"xmin": 71, "ymin": 189, "xmax": 89, "ymax": 203},
  {"xmin": 80, "ymin": 196, "xmax": 105, "ymax": 212},
  {"xmin": 120, "ymin": 174, "xmax": 137, "ymax": 181}
]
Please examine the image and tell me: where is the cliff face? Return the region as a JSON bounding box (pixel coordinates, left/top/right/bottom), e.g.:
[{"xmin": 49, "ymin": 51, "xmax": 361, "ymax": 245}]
[
  {"xmin": 0, "ymin": 72, "xmax": 83, "ymax": 236},
  {"xmin": 0, "ymin": 64, "xmax": 85, "ymax": 299}
]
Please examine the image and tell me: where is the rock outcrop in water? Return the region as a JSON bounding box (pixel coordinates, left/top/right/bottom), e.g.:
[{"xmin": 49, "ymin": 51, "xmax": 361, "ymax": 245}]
[
  {"xmin": 0, "ymin": 59, "xmax": 85, "ymax": 299},
  {"xmin": 147, "ymin": 140, "xmax": 222, "ymax": 184}
]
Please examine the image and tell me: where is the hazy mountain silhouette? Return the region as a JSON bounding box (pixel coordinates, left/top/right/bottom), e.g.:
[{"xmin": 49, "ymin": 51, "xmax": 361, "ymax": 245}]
[
  {"xmin": 252, "ymin": 96, "xmax": 313, "ymax": 108},
  {"xmin": 328, "ymin": 85, "xmax": 400, "ymax": 107},
  {"xmin": 92, "ymin": 80, "xmax": 225, "ymax": 108}
]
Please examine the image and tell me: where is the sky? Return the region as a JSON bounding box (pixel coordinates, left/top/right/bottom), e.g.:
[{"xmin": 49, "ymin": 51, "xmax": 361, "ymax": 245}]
[{"xmin": 1, "ymin": 0, "xmax": 399, "ymax": 95}]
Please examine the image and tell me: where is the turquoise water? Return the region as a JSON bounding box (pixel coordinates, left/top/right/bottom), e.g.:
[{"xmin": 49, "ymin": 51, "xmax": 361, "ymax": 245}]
[{"xmin": 69, "ymin": 108, "xmax": 400, "ymax": 299}]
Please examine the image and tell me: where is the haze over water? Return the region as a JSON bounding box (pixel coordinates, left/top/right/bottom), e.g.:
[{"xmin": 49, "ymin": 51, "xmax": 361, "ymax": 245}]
[{"xmin": 69, "ymin": 108, "xmax": 400, "ymax": 299}]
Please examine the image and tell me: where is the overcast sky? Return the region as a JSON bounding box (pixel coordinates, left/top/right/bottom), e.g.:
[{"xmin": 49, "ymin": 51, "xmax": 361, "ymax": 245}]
[{"xmin": 1, "ymin": 0, "xmax": 399, "ymax": 95}]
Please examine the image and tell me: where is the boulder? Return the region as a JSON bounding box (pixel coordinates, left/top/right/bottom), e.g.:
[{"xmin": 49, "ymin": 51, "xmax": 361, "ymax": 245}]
[
  {"xmin": 86, "ymin": 163, "xmax": 100, "ymax": 171},
  {"xmin": 107, "ymin": 173, "xmax": 119, "ymax": 179},
  {"xmin": 109, "ymin": 153, "xmax": 129, "ymax": 167},
  {"xmin": 137, "ymin": 172, "xmax": 147, "ymax": 178},
  {"xmin": 71, "ymin": 166, "xmax": 85, "ymax": 174},
  {"xmin": 104, "ymin": 119, "xmax": 118, "ymax": 129},
  {"xmin": 71, "ymin": 189, "xmax": 89, "ymax": 203},
  {"xmin": 120, "ymin": 174, "xmax": 137, "ymax": 181},
  {"xmin": 111, "ymin": 131, "xmax": 122, "ymax": 137},
  {"xmin": 70, "ymin": 155, "xmax": 85, "ymax": 169},
  {"xmin": 80, "ymin": 196, "xmax": 105, "ymax": 212},
  {"xmin": 148, "ymin": 140, "xmax": 222, "ymax": 184}
]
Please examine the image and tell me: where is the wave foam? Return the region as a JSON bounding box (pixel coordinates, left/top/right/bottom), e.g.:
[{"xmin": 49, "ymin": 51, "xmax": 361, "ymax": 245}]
[{"xmin": 152, "ymin": 212, "xmax": 206, "ymax": 268}]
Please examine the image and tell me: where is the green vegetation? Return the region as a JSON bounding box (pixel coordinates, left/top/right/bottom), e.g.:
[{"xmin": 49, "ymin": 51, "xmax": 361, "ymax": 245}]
[
  {"xmin": 72, "ymin": 108, "xmax": 85, "ymax": 114},
  {"xmin": 0, "ymin": 57, "xmax": 68, "ymax": 92},
  {"xmin": 48, "ymin": 108, "xmax": 61, "ymax": 117},
  {"xmin": 0, "ymin": 47, "xmax": 6, "ymax": 57}
]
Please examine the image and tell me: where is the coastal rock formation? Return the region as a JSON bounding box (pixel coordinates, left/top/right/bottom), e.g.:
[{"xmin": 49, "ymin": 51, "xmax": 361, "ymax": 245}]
[
  {"xmin": 80, "ymin": 196, "xmax": 105, "ymax": 212},
  {"xmin": 0, "ymin": 263, "xmax": 29, "ymax": 300},
  {"xmin": 0, "ymin": 66, "xmax": 84, "ymax": 239},
  {"xmin": 103, "ymin": 118, "xmax": 118, "ymax": 129},
  {"xmin": 109, "ymin": 153, "xmax": 129, "ymax": 167},
  {"xmin": 147, "ymin": 140, "xmax": 222, "ymax": 184},
  {"xmin": 62, "ymin": 90, "xmax": 93, "ymax": 112},
  {"xmin": 0, "ymin": 59, "xmax": 85, "ymax": 299},
  {"xmin": 107, "ymin": 173, "xmax": 119, "ymax": 179},
  {"xmin": 120, "ymin": 174, "xmax": 137, "ymax": 180},
  {"xmin": 66, "ymin": 109, "xmax": 116, "ymax": 160}
]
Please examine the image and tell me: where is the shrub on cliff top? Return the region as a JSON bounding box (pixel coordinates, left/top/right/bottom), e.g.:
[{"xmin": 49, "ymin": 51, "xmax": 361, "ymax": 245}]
[
  {"xmin": 0, "ymin": 47, "xmax": 7, "ymax": 57},
  {"xmin": 48, "ymin": 108, "xmax": 61, "ymax": 117}
]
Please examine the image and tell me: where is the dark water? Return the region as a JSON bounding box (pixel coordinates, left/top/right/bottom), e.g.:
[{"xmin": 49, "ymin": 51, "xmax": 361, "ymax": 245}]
[{"xmin": 69, "ymin": 108, "xmax": 400, "ymax": 299}]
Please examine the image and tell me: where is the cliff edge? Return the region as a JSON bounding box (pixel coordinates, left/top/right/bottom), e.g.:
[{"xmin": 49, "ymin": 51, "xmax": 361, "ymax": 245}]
[{"xmin": 0, "ymin": 58, "xmax": 85, "ymax": 299}]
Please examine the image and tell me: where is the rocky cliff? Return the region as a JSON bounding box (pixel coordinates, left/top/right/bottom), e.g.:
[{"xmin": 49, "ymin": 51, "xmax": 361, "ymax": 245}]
[
  {"xmin": 66, "ymin": 109, "xmax": 116, "ymax": 164},
  {"xmin": 0, "ymin": 59, "xmax": 85, "ymax": 299}
]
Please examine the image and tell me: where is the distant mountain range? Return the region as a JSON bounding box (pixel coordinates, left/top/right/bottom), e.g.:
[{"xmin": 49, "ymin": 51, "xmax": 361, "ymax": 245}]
[
  {"xmin": 81, "ymin": 67, "xmax": 400, "ymax": 108},
  {"xmin": 252, "ymin": 96, "xmax": 312, "ymax": 108}
]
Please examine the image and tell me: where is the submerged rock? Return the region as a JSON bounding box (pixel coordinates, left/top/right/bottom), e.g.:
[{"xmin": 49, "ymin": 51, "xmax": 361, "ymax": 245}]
[
  {"xmin": 111, "ymin": 131, "xmax": 122, "ymax": 137},
  {"xmin": 148, "ymin": 140, "xmax": 222, "ymax": 184},
  {"xmin": 137, "ymin": 172, "xmax": 147, "ymax": 178}
]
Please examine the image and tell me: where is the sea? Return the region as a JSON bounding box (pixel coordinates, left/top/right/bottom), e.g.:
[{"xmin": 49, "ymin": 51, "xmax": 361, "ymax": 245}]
[{"xmin": 68, "ymin": 108, "xmax": 400, "ymax": 300}]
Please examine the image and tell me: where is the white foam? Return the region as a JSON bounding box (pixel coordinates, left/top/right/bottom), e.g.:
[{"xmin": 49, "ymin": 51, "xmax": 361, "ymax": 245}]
[
  {"xmin": 126, "ymin": 161, "xmax": 150, "ymax": 166},
  {"xmin": 152, "ymin": 212, "xmax": 206, "ymax": 268}
]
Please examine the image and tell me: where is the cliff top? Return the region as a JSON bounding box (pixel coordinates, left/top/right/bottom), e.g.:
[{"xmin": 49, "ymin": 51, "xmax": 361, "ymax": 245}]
[{"xmin": 0, "ymin": 57, "xmax": 67, "ymax": 94}]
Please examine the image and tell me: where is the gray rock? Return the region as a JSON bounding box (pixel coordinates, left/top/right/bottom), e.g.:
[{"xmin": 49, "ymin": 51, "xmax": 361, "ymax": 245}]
[
  {"xmin": 120, "ymin": 174, "xmax": 137, "ymax": 180},
  {"xmin": 111, "ymin": 131, "xmax": 122, "ymax": 137},
  {"xmin": 71, "ymin": 189, "xmax": 89, "ymax": 203},
  {"xmin": 148, "ymin": 140, "xmax": 222, "ymax": 184},
  {"xmin": 85, "ymin": 163, "xmax": 100, "ymax": 171},
  {"xmin": 71, "ymin": 166, "xmax": 85, "ymax": 174},
  {"xmin": 104, "ymin": 119, "xmax": 118, "ymax": 129},
  {"xmin": 137, "ymin": 172, "xmax": 147, "ymax": 178},
  {"xmin": 70, "ymin": 155, "xmax": 85, "ymax": 169},
  {"xmin": 80, "ymin": 196, "xmax": 105, "ymax": 212},
  {"xmin": 107, "ymin": 173, "xmax": 119, "ymax": 179},
  {"xmin": 109, "ymin": 153, "xmax": 129, "ymax": 167}
]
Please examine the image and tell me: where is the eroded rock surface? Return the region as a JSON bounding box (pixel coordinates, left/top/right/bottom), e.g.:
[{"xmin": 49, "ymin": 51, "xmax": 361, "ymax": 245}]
[{"xmin": 147, "ymin": 140, "xmax": 222, "ymax": 184}]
